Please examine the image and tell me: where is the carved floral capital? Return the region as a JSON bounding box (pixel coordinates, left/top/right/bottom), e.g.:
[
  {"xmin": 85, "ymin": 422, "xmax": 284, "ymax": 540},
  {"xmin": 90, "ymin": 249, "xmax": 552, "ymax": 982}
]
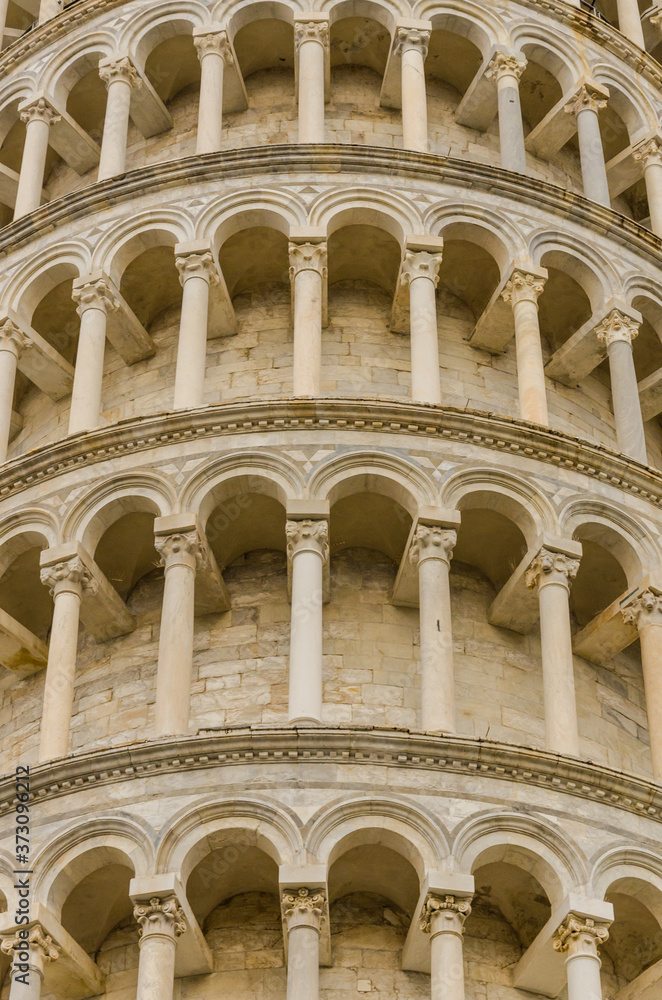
[
  {"xmin": 134, "ymin": 896, "xmax": 187, "ymax": 939},
  {"xmin": 154, "ymin": 530, "xmax": 208, "ymax": 571},
  {"xmin": 622, "ymin": 589, "xmax": 662, "ymax": 629},
  {"xmin": 294, "ymin": 20, "xmax": 330, "ymax": 50},
  {"xmin": 285, "ymin": 519, "xmax": 329, "ymax": 561},
  {"xmin": 501, "ymin": 269, "xmax": 545, "ymax": 307},
  {"xmin": 633, "ymin": 137, "xmax": 662, "ymax": 168},
  {"xmin": 281, "ymin": 887, "xmax": 326, "ymax": 931},
  {"xmin": 72, "ymin": 276, "xmax": 120, "ymax": 317},
  {"xmin": 420, "ymin": 893, "xmax": 472, "ymax": 934},
  {"xmin": 394, "ymin": 26, "xmax": 430, "ymax": 58},
  {"xmin": 289, "ymin": 241, "xmax": 328, "ymax": 279},
  {"xmin": 409, "ymin": 524, "xmax": 456, "ymax": 566},
  {"xmin": 20, "ymin": 97, "xmax": 61, "ymax": 126},
  {"xmin": 0, "ymin": 319, "xmax": 30, "ymax": 357},
  {"xmin": 400, "ymin": 250, "xmax": 442, "ymax": 287},
  {"xmin": 595, "ymin": 309, "xmax": 640, "ymax": 348},
  {"xmin": 194, "ymin": 30, "xmax": 233, "ymax": 63},
  {"xmin": 525, "ymin": 548, "xmax": 580, "ymax": 591},
  {"xmin": 564, "ymin": 85, "xmax": 608, "ymax": 117},
  {"xmin": 99, "ymin": 56, "xmax": 141, "ymax": 89},
  {"xmin": 485, "ymin": 51, "xmax": 526, "ymax": 83},
  {"xmin": 1, "ymin": 924, "xmax": 60, "ymax": 963},
  {"xmin": 553, "ymin": 915, "xmax": 609, "ymax": 957},
  {"xmin": 40, "ymin": 556, "xmax": 98, "ymax": 597},
  {"xmin": 175, "ymin": 250, "xmax": 219, "ymax": 287}
]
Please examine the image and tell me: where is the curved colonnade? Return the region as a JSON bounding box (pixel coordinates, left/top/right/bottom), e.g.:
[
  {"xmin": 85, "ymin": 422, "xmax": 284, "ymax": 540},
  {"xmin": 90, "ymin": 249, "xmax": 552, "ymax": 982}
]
[{"xmin": 0, "ymin": 0, "xmax": 660, "ymax": 996}]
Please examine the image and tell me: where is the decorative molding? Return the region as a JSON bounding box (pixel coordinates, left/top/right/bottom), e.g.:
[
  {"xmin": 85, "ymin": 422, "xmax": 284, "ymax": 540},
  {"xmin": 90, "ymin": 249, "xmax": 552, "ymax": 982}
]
[
  {"xmin": 193, "ymin": 30, "xmax": 233, "ymax": 63},
  {"xmin": 595, "ymin": 308, "xmax": 640, "ymax": 348},
  {"xmin": 0, "ymin": 319, "xmax": 30, "ymax": 356},
  {"xmin": 19, "ymin": 96, "xmax": 60, "ymax": 126},
  {"xmin": 420, "ymin": 893, "xmax": 472, "ymax": 934},
  {"xmin": 39, "ymin": 555, "xmax": 98, "ymax": 596},
  {"xmin": 564, "ymin": 83, "xmax": 608, "ymax": 117},
  {"xmin": 288, "ymin": 241, "xmax": 328, "ymax": 279},
  {"xmin": 622, "ymin": 589, "xmax": 662, "ymax": 628},
  {"xmin": 409, "ymin": 525, "xmax": 457, "ymax": 565},
  {"xmin": 2, "ymin": 398, "xmax": 662, "ymax": 511},
  {"xmin": 98, "ymin": 56, "xmax": 141, "ymax": 89},
  {"xmin": 134, "ymin": 896, "xmax": 187, "ymax": 938},
  {"xmin": 394, "ymin": 26, "xmax": 430, "ymax": 58},
  {"xmin": 3, "ymin": 727, "xmax": 662, "ymax": 824},
  {"xmin": 175, "ymin": 249, "xmax": 219, "ymax": 286},
  {"xmin": 525, "ymin": 548, "xmax": 580, "ymax": 591},
  {"xmin": 553, "ymin": 914, "xmax": 610, "ymax": 956},
  {"xmin": 71, "ymin": 275, "xmax": 120, "ymax": 316},
  {"xmin": 401, "ymin": 250, "xmax": 442, "ymax": 286},
  {"xmin": 285, "ymin": 518, "xmax": 329, "ymax": 561},
  {"xmin": 294, "ymin": 19, "xmax": 329, "ymax": 49},
  {"xmin": 501, "ymin": 270, "xmax": 546, "ymax": 306},
  {"xmin": 154, "ymin": 530, "xmax": 208, "ymax": 571},
  {"xmin": 0, "ymin": 923, "xmax": 60, "ymax": 962},
  {"xmin": 485, "ymin": 51, "xmax": 527, "ymax": 82},
  {"xmin": 281, "ymin": 887, "xmax": 327, "ymax": 931},
  {"xmin": 0, "ymin": 147, "xmax": 661, "ymax": 270}
]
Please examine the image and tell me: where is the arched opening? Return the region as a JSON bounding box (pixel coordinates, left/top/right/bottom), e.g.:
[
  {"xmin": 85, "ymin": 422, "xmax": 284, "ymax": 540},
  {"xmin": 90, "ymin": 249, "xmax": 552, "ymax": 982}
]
[
  {"xmin": 602, "ymin": 877, "xmax": 662, "ymax": 993},
  {"xmin": 229, "ymin": 17, "xmax": 296, "ymax": 147},
  {"xmin": 328, "ymin": 16, "xmax": 392, "ymax": 146}
]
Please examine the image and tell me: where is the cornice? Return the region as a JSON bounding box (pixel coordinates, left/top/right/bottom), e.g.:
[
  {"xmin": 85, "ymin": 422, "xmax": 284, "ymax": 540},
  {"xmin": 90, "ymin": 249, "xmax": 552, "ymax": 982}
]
[
  {"xmin": 0, "ymin": 146, "xmax": 658, "ymax": 268},
  {"xmin": 0, "ymin": 0, "xmax": 659, "ymax": 100},
  {"xmin": 2, "ymin": 397, "xmax": 662, "ymax": 508},
  {"xmin": 2, "ymin": 726, "xmax": 660, "ymax": 823}
]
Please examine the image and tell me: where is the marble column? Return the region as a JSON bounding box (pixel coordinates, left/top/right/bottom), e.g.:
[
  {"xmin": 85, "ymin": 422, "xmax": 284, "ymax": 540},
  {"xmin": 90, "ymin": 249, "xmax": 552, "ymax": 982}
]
[
  {"xmin": 289, "ymin": 241, "xmax": 327, "ymax": 396},
  {"xmin": 173, "ymin": 246, "xmax": 219, "ymax": 409},
  {"xmin": 595, "ymin": 309, "xmax": 647, "ymax": 464},
  {"xmin": 194, "ymin": 29, "xmax": 232, "ymax": 154},
  {"xmin": 421, "ymin": 894, "xmax": 472, "ymax": 1000},
  {"xmin": 615, "ymin": 0, "xmax": 645, "ymax": 47},
  {"xmin": 0, "ymin": 925, "xmax": 60, "ymax": 1000},
  {"xmin": 623, "ymin": 590, "xmax": 662, "ymax": 781},
  {"xmin": 395, "ymin": 26, "xmax": 430, "ymax": 153},
  {"xmin": 295, "ymin": 20, "xmax": 328, "ymax": 143},
  {"xmin": 134, "ymin": 896, "xmax": 186, "ymax": 1000},
  {"xmin": 633, "ymin": 137, "xmax": 662, "ymax": 237},
  {"xmin": 501, "ymin": 269, "xmax": 548, "ymax": 425},
  {"xmin": 69, "ymin": 275, "xmax": 118, "ymax": 435},
  {"xmin": 98, "ymin": 57, "xmax": 140, "ymax": 180},
  {"xmin": 286, "ymin": 519, "xmax": 329, "ymax": 723},
  {"xmin": 564, "ymin": 86, "xmax": 610, "ymax": 207},
  {"xmin": 401, "ymin": 248, "xmax": 443, "ymax": 404},
  {"xmin": 525, "ymin": 548, "xmax": 581, "ymax": 757},
  {"xmin": 154, "ymin": 529, "xmax": 206, "ymax": 737},
  {"xmin": 485, "ymin": 52, "xmax": 527, "ymax": 174},
  {"xmin": 38, "ymin": 556, "xmax": 97, "ymax": 761},
  {"xmin": 14, "ymin": 98, "xmax": 60, "ymax": 220},
  {"xmin": 0, "ymin": 320, "xmax": 29, "ymax": 463},
  {"xmin": 409, "ymin": 525, "xmax": 457, "ymax": 733},
  {"xmin": 553, "ymin": 915, "xmax": 609, "ymax": 1000},
  {"xmin": 281, "ymin": 888, "xmax": 325, "ymax": 1000}
]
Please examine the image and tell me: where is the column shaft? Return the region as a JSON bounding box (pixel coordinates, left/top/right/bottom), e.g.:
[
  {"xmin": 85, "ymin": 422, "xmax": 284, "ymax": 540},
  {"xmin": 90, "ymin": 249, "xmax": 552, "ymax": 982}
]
[
  {"xmin": 154, "ymin": 558, "xmax": 197, "ymax": 736},
  {"xmin": 195, "ymin": 31, "xmax": 231, "ymax": 154},
  {"xmin": 39, "ymin": 588, "xmax": 82, "ymax": 761},
  {"xmin": 292, "ymin": 269, "xmax": 323, "ymax": 395},
  {"xmin": 606, "ymin": 337, "xmax": 647, "ymax": 463},
  {"xmin": 68, "ymin": 306, "xmax": 107, "ymax": 434},
  {"xmin": 14, "ymin": 115, "xmax": 52, "ymax": 219},
  {"xmin": 615, "ymin": 0, "xmax": 645, "ymax": 46},
  {"xmin": 644, "ymin": 159, "xmax": 662, "ymax": 236},
  {"xmin": 419, "ymin": 558, "xmax": 454, "ymax": 732},
  {"xmin": 296, "ymin": 28, "xmax": 326, "ymax": 143},
  {"xmin": 640, "ymin": 621, "xmax": 662, "ymax": 780},
  {"xmin": 576, "ymin": 107, "xmax": 610, "ymax": 207},
  {"xmin": 538, "ymin": 580, "xmax": 579, "ymax": 755},
  {"xmin": 98, "ymin": 76, "xmax": 133, "ymax": 180},
  {"xmin": 287, "ymin": 520, "xmax": 328, "ymax": 724},
  {"xmin": 1, "ymin": 927, "xmax": 59, "ymax": 1000},
  {"xmin": 398, "ymin": 32, "xmax": 429, "ymax": 153},
  {"xmin": 497, "ymin": 75, "xmax": 526, "ymax": 173},
  {"xmin": 409, "ymin": 276, "xmax": 441, "ymax": 404},
  {"xmin": 287, "ymin": 924, "xmax": 319, "ymax": 1000},
  {"xmin": 422, "ymin": 895, "xmax": 472, "ymax": 1000},
  {"xmin": 512, "ymin": 298, "xmax": 548, "ymax": 424},
  {"xmin": 566, "ymin": 952, "xmax": 603, "ymax": 1000},
  {"xmin": 0, "ymin": 346, "xmax": 17, "ymax": 463},
  {"xmin": 136, "ymin": 932, "xmax": 177, "ymax": 1000},
  {"xmin": 174, "ymin": 250, "xmax": 218, "ymax": 410}
]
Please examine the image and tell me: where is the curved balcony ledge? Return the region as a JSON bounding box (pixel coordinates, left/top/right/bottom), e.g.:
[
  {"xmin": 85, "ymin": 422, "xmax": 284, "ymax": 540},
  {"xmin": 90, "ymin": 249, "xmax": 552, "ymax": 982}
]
[
  {"xmin": 1, "ymin": 396, "xmax": 660, "ymax": 508},
  {"xmin": 1, "ymin": 0, "xmax": 660, "ymax": 104},
  {"xmin": 3, "ymin": 725, "xmax": 661, "ymax": 824},
  {"xmin": 0, "ymin": 145, "xmax": 659, "ymax": 267}
]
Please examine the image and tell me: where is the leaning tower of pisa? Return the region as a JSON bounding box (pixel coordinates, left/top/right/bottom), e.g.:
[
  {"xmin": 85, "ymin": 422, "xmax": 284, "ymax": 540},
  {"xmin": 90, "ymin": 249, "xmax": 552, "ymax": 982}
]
[{"xmin": 0, "ymin": 0, "xmax": 661, "ymax": 996}]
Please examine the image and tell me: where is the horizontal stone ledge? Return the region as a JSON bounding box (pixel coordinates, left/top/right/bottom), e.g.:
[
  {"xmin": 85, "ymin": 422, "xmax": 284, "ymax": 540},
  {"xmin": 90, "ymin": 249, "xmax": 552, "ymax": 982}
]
[
  {"xmin": 1, "ymin": 397, "xmax": 661, "ymax": 510},
  {"xmin": 0, "ymin": 145, "xmax": 660, "ymax": 268},
  {"xmin": 1, "ymin": 724, "xmax": 661, "ymax": 824}
]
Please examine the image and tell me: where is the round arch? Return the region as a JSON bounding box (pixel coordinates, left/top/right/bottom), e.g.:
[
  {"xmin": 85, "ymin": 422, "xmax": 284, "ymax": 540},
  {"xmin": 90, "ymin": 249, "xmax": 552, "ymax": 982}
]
[
  {"xmin": 62, "ymin": 474, "xmax": 176, "ymax": 552},
  {"xmin": 308, "ymin": 450, "xmax": 437, "ymax": 516}
]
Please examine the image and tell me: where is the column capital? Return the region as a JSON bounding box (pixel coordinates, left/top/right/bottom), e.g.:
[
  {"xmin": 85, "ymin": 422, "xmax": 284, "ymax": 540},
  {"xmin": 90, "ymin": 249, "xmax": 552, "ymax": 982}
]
[
  {"xmin": 175, "ymin": 245, "xmax": 220, "ymax": 287},
  {"xmin": 485, "ymin": 50, "xmax": 527, "ymax": 83},
  {"xmin": 563, "ymin": 83, "xmax": 608, "ymax": 118},
  {"xmin": 394, "ymin": 25, "xmax": 431, "ymax": 58},
  {"xmin": 525, "ymin": 547, "xmax": 580, "ymax": 591},
  {"xmin": 40, "ymin": 555, "xmax": 98, "ymax": 598},
  {"xmin": 289, "ymin": 241, "xmax": 328, "ymax": 279},
  {"xmin": 420, "ymin": 892, "xmax": 472, "ymax": 935},
  {"xmin": 400, "ymin": 249, "xmax": 442, "ymax": 287},
  {"xmin": 0, "ymin": 317, "xmax": 30, "ymax": 357},
  {"xmin": 134, "ymin": 895, "xmax": 187, "ymax": 939},
  {"xmin": 281, "ymin": 887, "xmax": 326, "ymax": 932},
  {"xmin": 194, "ymin": 28, "xmax": 233, "ymax": 62},
  {"xmin": 286, "ymin": 518, "xmax": 329, "ymax": 561},
  {"xmin": 99, "ymin": 55, "xmax": 142, "ymax": 89},
  {"xmin": 19, "ymin": 95, "xmax": 61, "ymax": 126},
  {"xmin": 595, "ymin": 308, "xmax": 640, "ymax": 348},
  {"xmin": 72, "ymin": 274, "xmax": 120, "ymax": 316},
  {"xmin": 622, "ymin": 589, "xmax": 662, "ymax": 629},
  {"xmin": 633, "ymin": 135, "xmax": 662, "ymax": 167},
  {"xmin": 154, "ymin": 529, "xmax": 208, "ymax": 571},
  {"xmin": 501, "ymin": 268, "xmax": 546, "ymax": 306},
  {"xmin": 409, "ymin": 524, "xmax": 456, "ymax": 566},
  {"xmin": 0, "ymin": 923, "xmax": 60, "ymax": 965},
  {"xmin": 553, "ymin": 914, "xmax": 609, "ymax": 958},
  {"xmin": 294, "ymin": 18, "xmax": 330, "ymax": 50}
]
